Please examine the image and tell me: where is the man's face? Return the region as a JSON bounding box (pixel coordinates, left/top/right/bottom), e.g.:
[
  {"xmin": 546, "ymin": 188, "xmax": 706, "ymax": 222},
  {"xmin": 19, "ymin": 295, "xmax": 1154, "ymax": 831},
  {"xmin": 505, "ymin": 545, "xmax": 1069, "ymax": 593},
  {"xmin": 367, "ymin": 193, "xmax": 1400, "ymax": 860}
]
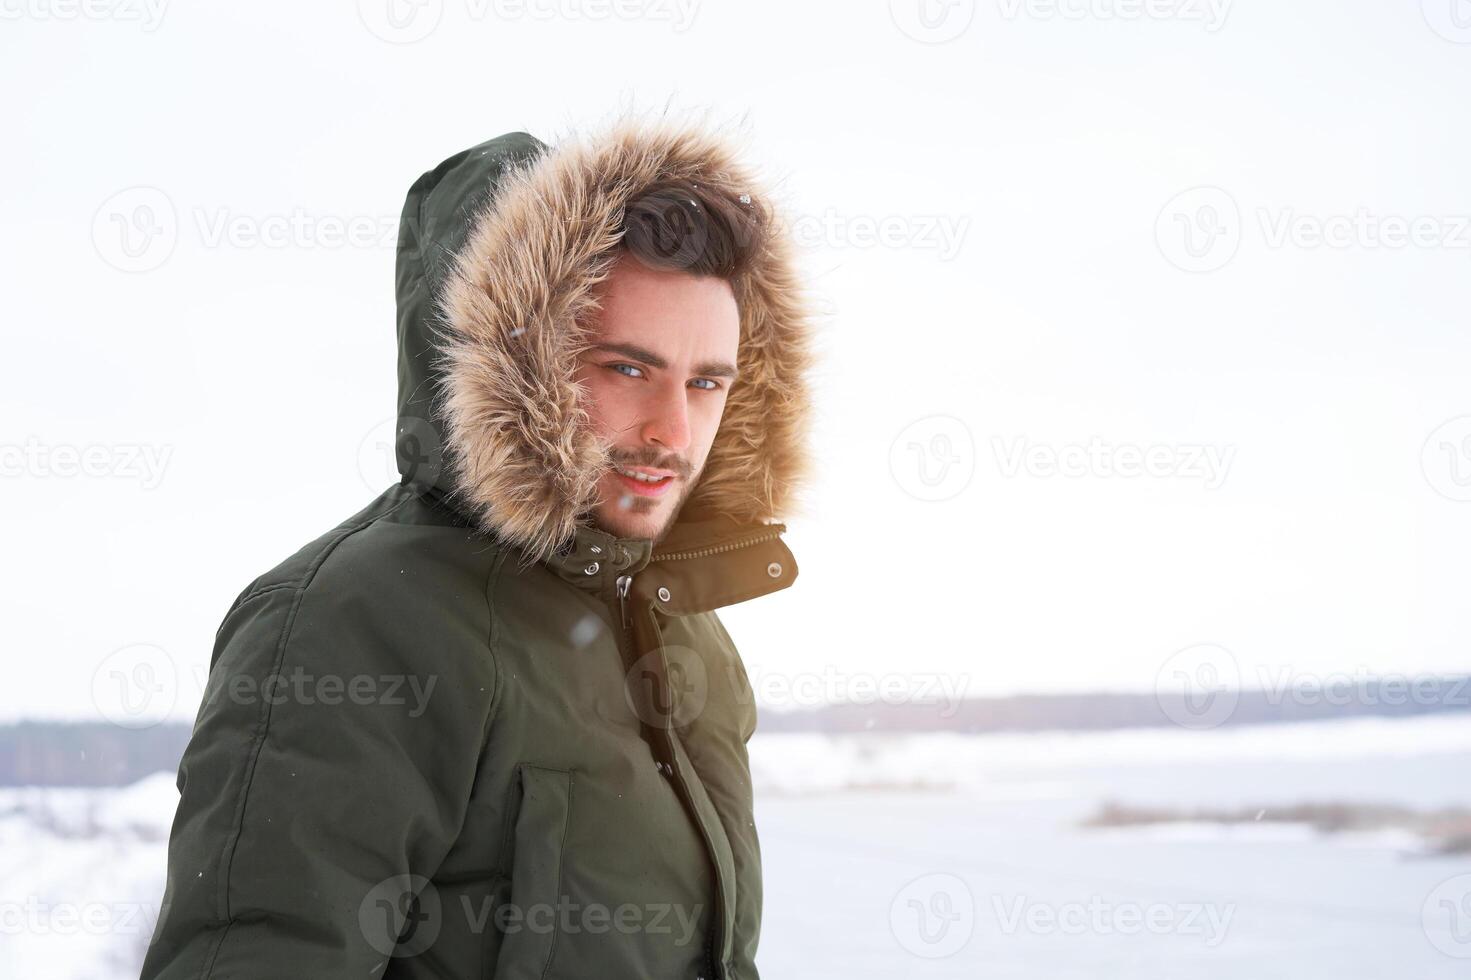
[{"xmin": 573, "ymin": 253, "xmax": 740, "ymax": 544}]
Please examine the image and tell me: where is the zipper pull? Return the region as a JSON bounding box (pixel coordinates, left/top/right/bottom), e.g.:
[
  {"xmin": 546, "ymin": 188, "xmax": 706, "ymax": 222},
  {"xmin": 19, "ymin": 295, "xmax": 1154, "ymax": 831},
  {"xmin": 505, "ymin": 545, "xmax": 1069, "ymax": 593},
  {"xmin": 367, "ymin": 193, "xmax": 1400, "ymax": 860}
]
[{"xmin": 615, "ymin": 574, "xmax": 632, "ymax": 630}]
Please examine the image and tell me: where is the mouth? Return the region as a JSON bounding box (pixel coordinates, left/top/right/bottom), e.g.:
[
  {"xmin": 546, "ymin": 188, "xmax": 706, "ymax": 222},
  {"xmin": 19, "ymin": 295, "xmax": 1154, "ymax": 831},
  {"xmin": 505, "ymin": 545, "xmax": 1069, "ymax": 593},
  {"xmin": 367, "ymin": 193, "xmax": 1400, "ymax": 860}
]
[{"xmin": 612, "ymin": 464, "xmax": 677, "ymax": 498}]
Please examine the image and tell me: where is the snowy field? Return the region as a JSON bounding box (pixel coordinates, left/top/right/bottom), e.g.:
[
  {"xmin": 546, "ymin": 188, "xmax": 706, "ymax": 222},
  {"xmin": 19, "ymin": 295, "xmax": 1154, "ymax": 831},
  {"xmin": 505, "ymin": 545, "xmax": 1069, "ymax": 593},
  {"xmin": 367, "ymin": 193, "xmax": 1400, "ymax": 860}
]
[
  {"xmin": 3, "ymin": 715, "xmax": 1469, "ymax": 978},
  {"xmin": 753, "ymin": 715, "xmax": 1471, "ymax": 978}
]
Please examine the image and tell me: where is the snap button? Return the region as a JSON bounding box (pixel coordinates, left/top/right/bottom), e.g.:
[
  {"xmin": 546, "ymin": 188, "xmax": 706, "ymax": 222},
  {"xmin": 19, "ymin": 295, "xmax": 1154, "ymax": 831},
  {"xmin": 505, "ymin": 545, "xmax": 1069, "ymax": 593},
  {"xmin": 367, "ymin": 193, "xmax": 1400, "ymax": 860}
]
[
  {"xmin": 657, "ymin": 586, "xmax": 671, "ymax": 602},
  {"xmin": 584, "ymin": 562, "xmax": 599, "ymax": 575},
  {"xmin": 766, "ymin": 561, "xmax": 783, "ymax": 578}
]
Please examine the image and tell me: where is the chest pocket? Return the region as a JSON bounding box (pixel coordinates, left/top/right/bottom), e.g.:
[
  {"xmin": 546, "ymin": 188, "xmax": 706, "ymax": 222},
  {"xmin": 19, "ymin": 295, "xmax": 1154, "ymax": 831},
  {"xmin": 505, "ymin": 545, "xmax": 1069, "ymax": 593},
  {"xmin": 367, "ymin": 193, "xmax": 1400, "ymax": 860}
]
[{"xmin": 489, "ymin": 764, "xmax": 572, "ymax": 979}]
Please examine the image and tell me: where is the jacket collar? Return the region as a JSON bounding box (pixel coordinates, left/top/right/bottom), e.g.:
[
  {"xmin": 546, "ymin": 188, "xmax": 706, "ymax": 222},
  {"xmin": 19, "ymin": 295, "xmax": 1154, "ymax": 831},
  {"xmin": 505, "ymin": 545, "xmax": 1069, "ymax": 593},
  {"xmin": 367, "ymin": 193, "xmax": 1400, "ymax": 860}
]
[
  {"xmin": 544, "ymin": 524, "xmax": 654, "ymax": 594},
  {"xmin": 543, "ymin": 511, "xmax": 797, "ymax": 613}
]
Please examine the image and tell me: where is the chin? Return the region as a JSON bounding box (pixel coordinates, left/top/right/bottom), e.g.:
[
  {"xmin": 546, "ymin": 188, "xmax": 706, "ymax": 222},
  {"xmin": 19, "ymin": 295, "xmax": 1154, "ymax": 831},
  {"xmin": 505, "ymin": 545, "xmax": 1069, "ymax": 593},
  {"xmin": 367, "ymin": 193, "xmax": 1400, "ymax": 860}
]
[{"xmin": 591, "ymin": 505, "xmax": 670, "ymax": 542}]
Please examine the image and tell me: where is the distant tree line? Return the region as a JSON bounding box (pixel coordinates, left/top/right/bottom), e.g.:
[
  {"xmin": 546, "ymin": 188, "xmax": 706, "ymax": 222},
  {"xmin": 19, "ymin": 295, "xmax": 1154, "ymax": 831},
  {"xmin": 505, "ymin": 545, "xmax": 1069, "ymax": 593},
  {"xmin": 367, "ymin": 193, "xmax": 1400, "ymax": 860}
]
[{"xmin": 3, "ymin": 675, "xmax": 1467, "ymax": 785}]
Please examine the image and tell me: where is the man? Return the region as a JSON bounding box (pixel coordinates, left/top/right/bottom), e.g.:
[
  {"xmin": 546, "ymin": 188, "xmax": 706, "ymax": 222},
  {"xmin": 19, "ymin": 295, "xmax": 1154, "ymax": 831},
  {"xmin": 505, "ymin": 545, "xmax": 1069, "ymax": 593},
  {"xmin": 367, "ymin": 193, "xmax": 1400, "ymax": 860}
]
[{"xmin": 140, "ymin": 119, "xmax": 812, "ymax": 979}]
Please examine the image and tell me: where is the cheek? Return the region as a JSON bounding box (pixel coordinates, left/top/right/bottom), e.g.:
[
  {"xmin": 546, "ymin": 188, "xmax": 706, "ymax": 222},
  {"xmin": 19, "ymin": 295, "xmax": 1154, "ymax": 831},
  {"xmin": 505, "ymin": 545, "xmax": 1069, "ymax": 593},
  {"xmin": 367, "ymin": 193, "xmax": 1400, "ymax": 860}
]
[
  {"xmin": 576, "ymin": 371, "xmax": 628, "ymax": 434},
  {"xmin": 691, "ymin": 395, "xmax": 729, "ymax": 457}
]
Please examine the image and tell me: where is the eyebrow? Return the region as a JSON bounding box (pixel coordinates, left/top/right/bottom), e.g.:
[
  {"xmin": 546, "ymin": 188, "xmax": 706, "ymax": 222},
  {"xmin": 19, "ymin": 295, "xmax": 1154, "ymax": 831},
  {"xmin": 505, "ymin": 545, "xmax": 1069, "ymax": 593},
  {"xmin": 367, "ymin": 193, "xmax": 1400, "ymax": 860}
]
[{"xmin": 586, "ymin": 341, "xmax": 739, "ymax": 381}]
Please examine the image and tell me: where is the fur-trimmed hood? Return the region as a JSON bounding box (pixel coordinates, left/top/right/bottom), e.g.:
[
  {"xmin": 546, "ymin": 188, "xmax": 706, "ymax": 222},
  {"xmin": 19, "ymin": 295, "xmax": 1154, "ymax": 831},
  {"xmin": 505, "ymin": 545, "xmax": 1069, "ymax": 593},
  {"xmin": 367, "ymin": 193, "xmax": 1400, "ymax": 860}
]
[{"xmin": 391, "ymin": 119, "xmax": 813, "ymax": 563}]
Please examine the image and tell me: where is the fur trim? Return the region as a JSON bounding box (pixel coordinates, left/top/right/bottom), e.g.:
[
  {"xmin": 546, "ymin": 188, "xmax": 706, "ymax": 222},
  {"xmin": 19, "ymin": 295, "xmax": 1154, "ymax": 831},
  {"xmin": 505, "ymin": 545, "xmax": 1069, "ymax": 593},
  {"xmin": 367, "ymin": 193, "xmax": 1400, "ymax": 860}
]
[{"xmin": 434, "ymin": 118, "xmax": 814, "ymax": 563}]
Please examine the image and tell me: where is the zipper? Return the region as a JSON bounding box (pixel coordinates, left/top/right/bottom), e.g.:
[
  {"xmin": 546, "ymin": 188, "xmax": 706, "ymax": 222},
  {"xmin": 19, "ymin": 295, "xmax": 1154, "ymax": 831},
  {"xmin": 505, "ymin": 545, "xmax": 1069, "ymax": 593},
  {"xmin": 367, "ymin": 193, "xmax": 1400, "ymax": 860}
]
[
  {"xmin": 651, "ymin": 527, "xmax": 784, "ymax": 564},
  {"xmin": 607, "ymin": 569, "xmax": 730, "ymax": 979},
  {"xmin": 615, "ymin": 573, "xmax": 631, "ymax": 630}
]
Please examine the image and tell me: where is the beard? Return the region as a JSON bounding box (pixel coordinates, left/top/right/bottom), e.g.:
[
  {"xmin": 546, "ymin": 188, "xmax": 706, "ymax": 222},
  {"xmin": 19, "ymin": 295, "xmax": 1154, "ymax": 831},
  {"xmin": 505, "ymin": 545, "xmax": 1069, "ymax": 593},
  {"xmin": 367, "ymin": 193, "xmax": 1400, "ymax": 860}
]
[{"xmin": 586, "ymin": 449, "xmax": 701, "ymax": 544}]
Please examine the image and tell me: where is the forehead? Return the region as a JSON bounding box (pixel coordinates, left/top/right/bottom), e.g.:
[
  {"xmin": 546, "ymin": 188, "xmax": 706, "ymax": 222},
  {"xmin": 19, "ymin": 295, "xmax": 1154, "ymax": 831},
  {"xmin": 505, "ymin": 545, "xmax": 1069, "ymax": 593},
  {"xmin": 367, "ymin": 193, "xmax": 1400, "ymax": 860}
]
[{"xmin": 590, "ymin": 255, "xmax": 740, "ymax": 356}]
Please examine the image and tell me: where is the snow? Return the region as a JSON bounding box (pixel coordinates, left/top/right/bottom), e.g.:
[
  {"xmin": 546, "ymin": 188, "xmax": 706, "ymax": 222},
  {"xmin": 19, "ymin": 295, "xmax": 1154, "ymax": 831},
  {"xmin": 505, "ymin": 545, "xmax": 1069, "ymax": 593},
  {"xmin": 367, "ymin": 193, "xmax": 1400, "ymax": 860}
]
[{"xmin": 4, "ymin": 715, "xmax": 1469, "ymax": 978}]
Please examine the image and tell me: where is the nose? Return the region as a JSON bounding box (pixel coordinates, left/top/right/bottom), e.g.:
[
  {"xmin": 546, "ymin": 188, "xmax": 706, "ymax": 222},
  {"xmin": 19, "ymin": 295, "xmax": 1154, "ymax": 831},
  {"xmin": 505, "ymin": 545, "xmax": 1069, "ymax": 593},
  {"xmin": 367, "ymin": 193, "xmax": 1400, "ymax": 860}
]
[{"xmin": 640, "ymin": 380, "xmax": 691, "ymax": 454}]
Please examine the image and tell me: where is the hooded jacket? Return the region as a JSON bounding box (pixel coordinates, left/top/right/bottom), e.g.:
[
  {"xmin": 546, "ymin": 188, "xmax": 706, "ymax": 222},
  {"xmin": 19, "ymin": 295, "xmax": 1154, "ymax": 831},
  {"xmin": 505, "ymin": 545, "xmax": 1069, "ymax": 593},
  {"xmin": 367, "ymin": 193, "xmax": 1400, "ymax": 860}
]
[{"xmin": 140, "ymin": 120, "xmax": 813, "ymax": 980}]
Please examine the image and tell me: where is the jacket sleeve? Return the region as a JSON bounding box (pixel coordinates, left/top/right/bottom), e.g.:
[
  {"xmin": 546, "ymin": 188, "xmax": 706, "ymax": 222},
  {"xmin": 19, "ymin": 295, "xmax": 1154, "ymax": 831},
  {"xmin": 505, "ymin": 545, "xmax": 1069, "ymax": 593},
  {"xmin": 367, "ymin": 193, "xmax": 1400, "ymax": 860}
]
[{"xmin": 139, "ymin": 563, "xmax": 495, "ymax": 979}]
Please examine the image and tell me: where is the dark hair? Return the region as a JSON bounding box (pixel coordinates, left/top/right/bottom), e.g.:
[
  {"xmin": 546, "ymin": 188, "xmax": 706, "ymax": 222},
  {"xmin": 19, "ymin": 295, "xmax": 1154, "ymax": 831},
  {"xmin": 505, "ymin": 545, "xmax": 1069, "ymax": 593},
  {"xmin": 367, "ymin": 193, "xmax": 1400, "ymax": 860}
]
[{"xmin": 619, "ymin": 179, "xmax": 767, "ymax": 282}]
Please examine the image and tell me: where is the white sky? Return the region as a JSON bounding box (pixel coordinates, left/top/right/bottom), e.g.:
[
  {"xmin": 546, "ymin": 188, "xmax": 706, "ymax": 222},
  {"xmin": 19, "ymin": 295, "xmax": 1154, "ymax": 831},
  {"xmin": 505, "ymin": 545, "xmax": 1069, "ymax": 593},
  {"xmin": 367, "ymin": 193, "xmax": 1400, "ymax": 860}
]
[{"xmin": 3, "ymin": 0, "xmax": 1470, "ymax": 722}]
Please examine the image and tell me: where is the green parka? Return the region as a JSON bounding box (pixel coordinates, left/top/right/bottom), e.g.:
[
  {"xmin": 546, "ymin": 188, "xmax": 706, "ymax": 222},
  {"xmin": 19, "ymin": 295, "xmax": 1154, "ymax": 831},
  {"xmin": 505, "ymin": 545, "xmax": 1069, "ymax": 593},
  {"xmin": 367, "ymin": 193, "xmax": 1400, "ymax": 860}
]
[{"xmin": 140, "ymin": 120, "xmax": 813, "ymax": 980}]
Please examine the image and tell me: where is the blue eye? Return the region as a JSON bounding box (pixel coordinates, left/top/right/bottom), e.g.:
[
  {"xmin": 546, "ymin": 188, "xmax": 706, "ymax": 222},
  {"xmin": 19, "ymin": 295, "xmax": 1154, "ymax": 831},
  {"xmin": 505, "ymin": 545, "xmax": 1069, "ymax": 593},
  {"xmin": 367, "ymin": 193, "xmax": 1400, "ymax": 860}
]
[
  {"xmin": 690, "ymin": 378, "xmax": 720, "ymax": 391},
  {"xmin": 610, "ymin": 363, "xmax": 644, "ymax": 379}
]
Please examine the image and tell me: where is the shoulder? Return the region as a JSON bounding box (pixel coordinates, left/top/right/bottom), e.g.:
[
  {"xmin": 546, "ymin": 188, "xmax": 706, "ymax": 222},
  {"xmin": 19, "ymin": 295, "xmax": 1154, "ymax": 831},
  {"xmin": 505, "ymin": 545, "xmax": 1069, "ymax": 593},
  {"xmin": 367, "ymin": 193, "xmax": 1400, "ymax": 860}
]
[{"xmin": 212, "ymin": 487, "xmax": 510, "ymax": 701}]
